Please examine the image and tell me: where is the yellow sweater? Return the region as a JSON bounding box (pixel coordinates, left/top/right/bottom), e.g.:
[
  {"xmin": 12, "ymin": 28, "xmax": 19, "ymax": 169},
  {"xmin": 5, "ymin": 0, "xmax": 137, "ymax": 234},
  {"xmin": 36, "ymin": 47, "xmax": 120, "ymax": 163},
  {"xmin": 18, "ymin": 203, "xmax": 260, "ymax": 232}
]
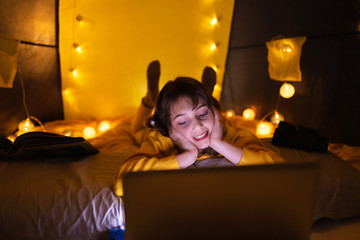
[{"xmin": 113, "ymin": 121, "xmax": 284, "ymax": 196}]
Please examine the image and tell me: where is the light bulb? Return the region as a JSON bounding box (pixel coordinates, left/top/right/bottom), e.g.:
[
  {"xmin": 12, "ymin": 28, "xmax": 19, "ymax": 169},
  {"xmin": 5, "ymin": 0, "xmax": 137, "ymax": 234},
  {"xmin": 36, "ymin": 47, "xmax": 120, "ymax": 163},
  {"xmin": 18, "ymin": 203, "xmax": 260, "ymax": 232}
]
[
  {"xmin": 18, "ymin": 118, "xmax": 35, "ymax": 133},
  {"xmin": 209, "ymin": 43, "xmax": 217, "ymax": 51},
  {"xmin": 225, "ymin": 109, "xmax": 235, "ymax": 118},
  {"xmin": 242, "ymin": 108, "xmax": 256, "ymax": 120},
  {"xmin": 270, "ymin": 111, "xmax": 284, "ymax": 125},
  {"xmin": 256, "ymin": 122, "xmax": 273, "ymax": 136},
  {"xmin": 70, "ymin": 68, "xmax": 78, "ymax": 78},
  {"xmin": 210, "ymin": 17, "xmax": 218, "ymax": 26},
  {"xmin": 83, "ymin": 127, "xmax": 96, "ymax": 139},
  {"xmin": 280, "ymin": 44, "xmax": 293, "ymax": 53},
  {"xmin": 98, "ymin": 121, "xmax": 111, "ymax": 133},
  {"xmin": 279, "ymin": 82, "xmax": 295, "ymax": 98},
  {"xmin": 7, "ymin": 135, "xmax": 16, "ymax": 143},
  {"xmin": 63, "ymin": 129, "xmax": 74, "ymax": 137}
]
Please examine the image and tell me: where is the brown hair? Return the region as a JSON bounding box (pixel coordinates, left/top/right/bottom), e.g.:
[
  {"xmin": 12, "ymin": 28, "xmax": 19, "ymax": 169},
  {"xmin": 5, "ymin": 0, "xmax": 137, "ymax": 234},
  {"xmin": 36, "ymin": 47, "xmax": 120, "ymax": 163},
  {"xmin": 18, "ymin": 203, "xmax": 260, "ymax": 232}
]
[{"xmin": 146, "ymin": 77, "xmax": 220, "ymax": 136}]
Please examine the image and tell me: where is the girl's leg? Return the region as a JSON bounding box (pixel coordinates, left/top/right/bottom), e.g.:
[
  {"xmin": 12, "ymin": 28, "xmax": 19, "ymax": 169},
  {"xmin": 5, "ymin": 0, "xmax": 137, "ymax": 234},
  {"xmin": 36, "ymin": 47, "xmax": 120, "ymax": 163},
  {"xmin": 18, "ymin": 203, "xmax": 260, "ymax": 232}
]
[
  {"xmin": 130, "ymin": 60, "xmax": 160, "ymax": 138},
  {"xmin": 201, "ymin": 66, "xmax": 216, "ymax": 95}
]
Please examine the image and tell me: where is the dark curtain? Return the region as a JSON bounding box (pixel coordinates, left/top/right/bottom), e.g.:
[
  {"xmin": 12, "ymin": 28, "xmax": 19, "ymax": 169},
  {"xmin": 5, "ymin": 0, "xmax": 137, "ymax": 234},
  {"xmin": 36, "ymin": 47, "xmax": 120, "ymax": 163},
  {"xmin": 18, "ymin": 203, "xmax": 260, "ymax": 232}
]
[
  {"xmin": 222, "ymin": 0, "xmax": 360, "ymax": 145},
  {"xmin": 0, "ymin": 0, "xmax": 63, "ymax": 137}
]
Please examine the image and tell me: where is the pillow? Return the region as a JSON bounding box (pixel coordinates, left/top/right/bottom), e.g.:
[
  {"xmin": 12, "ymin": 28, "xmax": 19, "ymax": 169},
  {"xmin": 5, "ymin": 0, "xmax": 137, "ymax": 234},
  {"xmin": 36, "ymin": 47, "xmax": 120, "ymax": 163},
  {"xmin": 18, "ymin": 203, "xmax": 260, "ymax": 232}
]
[{"xmin": 262, "ymin": 139, "xmax": 360, "ymax": 222}]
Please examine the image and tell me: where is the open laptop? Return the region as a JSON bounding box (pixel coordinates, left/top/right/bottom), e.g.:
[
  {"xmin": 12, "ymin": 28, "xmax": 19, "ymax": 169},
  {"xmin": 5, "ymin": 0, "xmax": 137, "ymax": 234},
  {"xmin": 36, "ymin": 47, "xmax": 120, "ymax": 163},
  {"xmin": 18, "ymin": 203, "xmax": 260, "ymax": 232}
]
[{"xmin": 122, "ymin": 162, "xmax": 319, "ymax": 240}]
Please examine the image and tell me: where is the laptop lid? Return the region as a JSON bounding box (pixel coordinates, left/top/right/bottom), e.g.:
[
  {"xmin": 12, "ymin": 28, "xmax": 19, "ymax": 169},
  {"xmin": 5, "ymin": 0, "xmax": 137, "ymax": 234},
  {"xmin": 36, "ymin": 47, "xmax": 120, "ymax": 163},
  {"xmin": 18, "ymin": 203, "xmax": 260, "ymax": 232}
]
[{"xmin": 123, "ymin": 162, "xmax": 319, "ymax": 240}]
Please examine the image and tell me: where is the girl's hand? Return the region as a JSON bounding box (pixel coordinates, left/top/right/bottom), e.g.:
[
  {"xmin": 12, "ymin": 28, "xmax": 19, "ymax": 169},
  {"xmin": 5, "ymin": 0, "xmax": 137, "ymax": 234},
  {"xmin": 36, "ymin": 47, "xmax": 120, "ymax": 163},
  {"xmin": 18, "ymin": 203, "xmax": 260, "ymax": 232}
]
[
  {"xmin": 169, "ymin": 127, "xmax": 198, "ymax": 168},
  {"xmin": 170, "ymin": 127, "xmax": 198, "ymax": 153},
  {"xmin": 209, "ymin": 110, "xmax": 223, "ymax": 148}
]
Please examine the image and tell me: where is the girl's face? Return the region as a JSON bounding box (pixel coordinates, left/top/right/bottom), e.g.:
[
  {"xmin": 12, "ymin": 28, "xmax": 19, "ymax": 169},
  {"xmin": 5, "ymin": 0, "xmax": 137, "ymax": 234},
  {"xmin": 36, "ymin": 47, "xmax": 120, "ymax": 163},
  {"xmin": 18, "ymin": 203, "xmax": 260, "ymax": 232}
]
[{"xmin": 170, "ymin": 96, "xmax": 215, "ymax": 151}]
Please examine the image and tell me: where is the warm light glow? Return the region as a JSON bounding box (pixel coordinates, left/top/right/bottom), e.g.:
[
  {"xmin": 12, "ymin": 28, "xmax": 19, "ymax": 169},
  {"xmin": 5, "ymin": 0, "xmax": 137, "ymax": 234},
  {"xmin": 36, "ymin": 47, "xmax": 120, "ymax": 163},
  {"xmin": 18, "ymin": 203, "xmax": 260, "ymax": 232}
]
[
  {"xmin": 83, "ymin": 127, "xmax": 96, "ymax": 139},
  {"xmin": 209, "ymin": 43, "xmax": 217, "ymax": 51},
  {"xmin": 256, "ymin": 122, "xmax": 274, "ymax": 136},
  {"xmin": 7, "ymin": 135, "xmax": 16, "ymax": 143},
  {"xmin": 98, "ymin": 121, "xmax": 111, "ymax": 133},
  {"xmin": 211, "ymin": 65, "xmax": 218, "ymax": 72},
  {"xmin": 242, "ymin": 108, "xmax": 256, "ymax": 120},
  {"xmin": 279, "ymin": 82, "xmax": 295, "ymax": 98},
  {"xmin": 70, "ymin": 68, "xmax": 79, "ymax": 78},
  {"xmin": 270, "ymin": 111, "xmax": 284, "ymax": 125},
  {"xmin": 73, "ymin": 43, "xmax": 83, "ymax": 54},
  {"xmin": 18, "ymin": 118, "xmax": 35, "ymax": 133},
  {"xmin": 280, "ymin": 44, "xmax": 293, "ymax": 53},
  {"xmin": 210, "ymin": 17, "xmax": 218, "ymax": 26},
  {"xmin": 63, "ymin": 129, "xmax": 74, "ymax": 137},
  {"xmin": 225, "ymin": 109, "xmax": 235, "ymax": 118}
]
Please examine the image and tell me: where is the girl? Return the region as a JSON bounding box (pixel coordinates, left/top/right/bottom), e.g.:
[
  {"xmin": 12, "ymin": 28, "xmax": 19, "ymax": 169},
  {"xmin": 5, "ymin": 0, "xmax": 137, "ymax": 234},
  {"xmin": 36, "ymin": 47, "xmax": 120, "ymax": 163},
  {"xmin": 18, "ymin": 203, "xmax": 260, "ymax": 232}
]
[{"xmin": 113, "ymin": 69, "xmax": 283, "ymax": 196}]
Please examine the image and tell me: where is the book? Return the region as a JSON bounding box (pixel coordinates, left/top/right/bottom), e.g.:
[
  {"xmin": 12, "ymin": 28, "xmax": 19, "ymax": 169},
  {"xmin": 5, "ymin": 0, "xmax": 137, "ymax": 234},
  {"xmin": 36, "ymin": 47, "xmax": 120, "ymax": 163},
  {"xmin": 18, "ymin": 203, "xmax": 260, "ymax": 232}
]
[{"xmin": 0, "ymin": 131, "xmax": 99, "ymax": 159}]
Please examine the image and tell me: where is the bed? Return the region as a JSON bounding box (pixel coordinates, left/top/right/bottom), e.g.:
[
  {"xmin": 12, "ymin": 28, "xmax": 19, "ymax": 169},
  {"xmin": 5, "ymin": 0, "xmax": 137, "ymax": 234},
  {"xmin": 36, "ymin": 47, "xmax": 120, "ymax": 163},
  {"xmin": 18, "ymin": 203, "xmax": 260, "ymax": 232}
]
[{"xmin": 0, "ymin": 114, "xmax": 359, "ymax": 240}]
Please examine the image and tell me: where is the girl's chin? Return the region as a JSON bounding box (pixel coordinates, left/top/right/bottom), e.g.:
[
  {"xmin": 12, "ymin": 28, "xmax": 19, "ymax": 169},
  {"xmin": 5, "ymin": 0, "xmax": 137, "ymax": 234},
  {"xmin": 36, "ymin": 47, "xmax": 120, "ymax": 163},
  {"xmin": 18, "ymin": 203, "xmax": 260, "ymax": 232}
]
[{"xmin": 195, "ymin": 142, "xmax": 210, "ymax": 152}]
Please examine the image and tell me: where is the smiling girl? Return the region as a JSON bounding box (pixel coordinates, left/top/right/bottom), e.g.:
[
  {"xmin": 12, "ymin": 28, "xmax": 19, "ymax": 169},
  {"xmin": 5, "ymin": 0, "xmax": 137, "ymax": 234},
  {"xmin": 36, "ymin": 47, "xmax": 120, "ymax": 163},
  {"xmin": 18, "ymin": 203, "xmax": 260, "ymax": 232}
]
[{"xmin": 113, "ymin": 76, "xmax": 283, "ymax": 196}]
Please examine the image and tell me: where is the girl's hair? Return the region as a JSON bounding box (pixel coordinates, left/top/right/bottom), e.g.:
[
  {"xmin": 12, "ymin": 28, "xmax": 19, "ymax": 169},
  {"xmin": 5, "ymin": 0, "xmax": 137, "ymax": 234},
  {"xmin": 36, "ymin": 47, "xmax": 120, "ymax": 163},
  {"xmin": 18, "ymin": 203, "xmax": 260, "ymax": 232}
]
[{"xmin": 146, "ymin": 77, "xmax": 220, "ymax": 136}]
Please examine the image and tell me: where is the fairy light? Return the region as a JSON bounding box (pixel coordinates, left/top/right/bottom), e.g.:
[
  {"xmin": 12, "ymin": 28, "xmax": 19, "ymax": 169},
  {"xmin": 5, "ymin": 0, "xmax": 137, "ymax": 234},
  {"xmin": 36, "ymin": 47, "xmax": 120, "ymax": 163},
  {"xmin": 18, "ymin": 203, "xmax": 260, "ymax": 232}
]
[
  {"xmin": 225, "ymin": 109, "xmax": 235, "ymax": 118},
  {"xmin": 70, "ymin": 68, "xmax": 79, "ymax": 78},
  {"xmin": 210, "ymin": 16, "xmax": 218, "ymax": 26},
  {"xmin": 256, "ymin": 122, "xmax": 274, "ymax": 137},
  {"xmin": 73, "ymin": 43, "xmax": 83, "ymax": 54},
  {"xmin": 209, "ymin": 43, "xmax": 217, "ymax": 51},
  {"xmin": 18, "ymin": 118, "xmax": 35, "ymax": 133},
  {"xmin": 83, "ymin": 127, "xmax": 96, "ymax": 139},
  {"xmin": 242, "ymin": 108, "xmax": 256, "ymax": 120},
  {"xmin": 98, "ymin": 121, "xmax": 111, "ymax": 133}
]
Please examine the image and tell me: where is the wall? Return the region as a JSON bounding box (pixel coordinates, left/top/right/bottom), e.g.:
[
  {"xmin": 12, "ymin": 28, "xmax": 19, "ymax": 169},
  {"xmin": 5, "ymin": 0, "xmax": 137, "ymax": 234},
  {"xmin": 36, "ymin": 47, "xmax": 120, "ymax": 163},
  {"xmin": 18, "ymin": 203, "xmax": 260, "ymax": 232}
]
[
  {"xmin": 221, "ymin": 0, "xmax": 360, "ymax": 145},
  {"xmin": 0, "ymin": 0, "xmax": 63, "ymax": 137},
  {"xmin": 59, "ymin": 0, "xmax": 234, "ymax": 120}
]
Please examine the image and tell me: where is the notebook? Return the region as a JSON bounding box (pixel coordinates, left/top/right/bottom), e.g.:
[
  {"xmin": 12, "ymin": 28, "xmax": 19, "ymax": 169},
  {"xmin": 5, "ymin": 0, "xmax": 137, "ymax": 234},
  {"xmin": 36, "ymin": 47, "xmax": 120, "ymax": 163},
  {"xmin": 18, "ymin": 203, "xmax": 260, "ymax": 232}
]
[{"xmin": 122, "ymin": 162, "xmax": 319, "ymax": 240}]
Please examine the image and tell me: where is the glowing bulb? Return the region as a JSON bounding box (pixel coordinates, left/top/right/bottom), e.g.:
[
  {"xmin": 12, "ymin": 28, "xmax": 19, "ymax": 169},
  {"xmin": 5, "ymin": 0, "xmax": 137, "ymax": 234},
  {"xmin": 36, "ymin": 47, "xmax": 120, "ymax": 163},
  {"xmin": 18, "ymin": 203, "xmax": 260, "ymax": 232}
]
[
  {"xmin": 281, "ymin": 44, "xmax": 293, "ymax": 53},
  {"xmin": 242, "ymin": 108, "xmax": 256, "ymax": 120},
  {"xmin": 279, "ymin": 82, "xmax": 295, "ymax": 98},
  {"xmin": 63, "ymin": 129, "xmax": 74, "ymax": 137},
  {"xmin": 256, "ymin": 122, "xmax": 274, "ymax": 136},
  {"xmin": 212, "ymin": 65, "xmax": 218, "ymax": 72},
  {"xmin": 210, "ymin": 17, "xmax": 218, "ymax": 26},
  {"xmin": 18, "ymin": 118, "xmax": 35, "ymax": 133},
  {"xmin": 225, "ymin": 109, "xmax": 235, "ymax": 118},
  {"xmin": 98, "ymin": 121, "xmax": 111, "ymax": 133},
  {"xmin": 209, "ymin": 43, "xmax": 217, "ymax": 51},
  {"xmin": 270, "ymin": 111, "xmax": 284, "ymax": 125},
  {"xmin": 7, "ymin": 135, "xmax": 16, "ymax": 143},
  {"xmin": 83, "ymin": 127, "xmax": 96, "ymax": 139},
  {"xmin": 70, "ymin": 68, "xmax": 78, "ymax": 78},
  {"xmin": 73, "ymin": 43, "xmax": 83, "ymax": 54}
]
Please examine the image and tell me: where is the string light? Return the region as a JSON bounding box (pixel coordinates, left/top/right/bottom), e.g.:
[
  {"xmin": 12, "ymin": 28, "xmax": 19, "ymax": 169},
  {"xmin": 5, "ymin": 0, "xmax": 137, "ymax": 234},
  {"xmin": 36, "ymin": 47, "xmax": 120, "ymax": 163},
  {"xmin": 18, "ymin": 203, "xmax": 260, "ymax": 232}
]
[
  {"xmin": 210, "ymin": 16, "xmax": 218, "ymax": 26},
  {"xmin": 225, "ymin": 109, "xmax": 235, "ymax": 118},
  {"xmin": 98, "ymin": 121, "xmax": 111, "ymax": 133},
  {"xmin": 256, "ymin": 122, "xmax": 274, "ymax": 137},
  {"xmin": 270, "ymin": 111, "xmax": 284, "ymax": 125},
  {"xmin": 73, "ymin": 43, "xmax": 83, "ymax": 54},
  {"xmin": 279, "ymin": 82, "xmax": 295, "ymax": 98},
  {"xmin": 83, "ymin": 127, "xmax": 96, "ymax": 139},
  {"xmin": 70, "ymin": 68, "xmax": 79, "ymax": 78},
  {"xmin": 209, "ymin": 43, "xmax": 217, "ymax": 51},
  {"xmin": 242, "ymin": 108, "xmax": 256, "ymax": 120}
]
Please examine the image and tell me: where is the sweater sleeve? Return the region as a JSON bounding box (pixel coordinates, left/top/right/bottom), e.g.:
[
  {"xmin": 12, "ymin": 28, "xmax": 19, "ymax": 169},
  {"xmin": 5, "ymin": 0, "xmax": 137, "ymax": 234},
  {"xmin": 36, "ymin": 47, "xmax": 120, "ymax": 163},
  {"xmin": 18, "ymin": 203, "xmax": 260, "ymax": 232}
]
[
  {"xmin": 113, "ymin": 129, "xmax": 180, "ymax": 196},
  {"xmin": 223, "ymin": 122, "xmax": 284, "ymax": 165}
]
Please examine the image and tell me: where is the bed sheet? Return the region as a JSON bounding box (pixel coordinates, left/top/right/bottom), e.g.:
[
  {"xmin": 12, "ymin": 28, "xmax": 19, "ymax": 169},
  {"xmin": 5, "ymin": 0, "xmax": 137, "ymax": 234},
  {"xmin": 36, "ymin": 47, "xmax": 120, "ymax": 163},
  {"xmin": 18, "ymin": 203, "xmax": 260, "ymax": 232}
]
[
  {"xmin": 2, "ymin": 114, "xmax": 359, "ymax": 240},
  {"xmin": 0, "ymin": 151, "xmax": 131, "ymax": 240}
]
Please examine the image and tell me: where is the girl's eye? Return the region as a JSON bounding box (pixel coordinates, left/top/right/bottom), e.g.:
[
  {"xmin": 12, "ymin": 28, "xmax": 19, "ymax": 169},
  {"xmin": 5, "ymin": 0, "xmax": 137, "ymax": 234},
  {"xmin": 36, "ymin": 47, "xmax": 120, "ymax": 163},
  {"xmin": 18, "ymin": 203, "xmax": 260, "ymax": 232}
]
[
  {"xmin": 198, "ymin": 111, "xmax": 208, "ymax": 119},
  {"xmin": 178, "ymin": 120, "xmax": 189, "ymax": 126}
]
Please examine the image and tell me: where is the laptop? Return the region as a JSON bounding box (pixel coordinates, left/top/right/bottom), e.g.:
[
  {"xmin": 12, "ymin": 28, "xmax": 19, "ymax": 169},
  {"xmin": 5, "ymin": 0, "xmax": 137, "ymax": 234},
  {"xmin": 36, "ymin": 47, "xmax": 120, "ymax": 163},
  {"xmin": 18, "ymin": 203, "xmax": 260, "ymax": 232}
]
[{"xmin": 122, "ymin": 162, "xmax": 319, "ymax": 240}]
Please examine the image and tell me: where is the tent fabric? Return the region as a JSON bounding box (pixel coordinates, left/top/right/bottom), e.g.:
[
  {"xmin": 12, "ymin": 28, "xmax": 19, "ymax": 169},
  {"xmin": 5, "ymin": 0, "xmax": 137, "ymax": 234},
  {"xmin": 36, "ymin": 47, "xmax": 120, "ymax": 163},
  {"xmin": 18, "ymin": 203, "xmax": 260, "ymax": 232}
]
[{"xmin": 0, "ymin": 34, "xmax": 19, "ymax": 88}]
